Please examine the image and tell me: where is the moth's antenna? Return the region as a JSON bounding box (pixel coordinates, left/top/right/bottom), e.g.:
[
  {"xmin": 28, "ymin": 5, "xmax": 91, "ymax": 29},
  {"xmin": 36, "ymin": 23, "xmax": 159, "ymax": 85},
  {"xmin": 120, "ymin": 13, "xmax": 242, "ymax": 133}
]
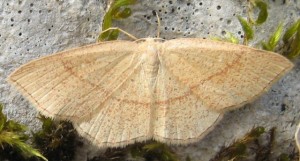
[
  {"xmin": 155, "ymin": 11, "xmax": 161, "ymax": 38},
  {"xmin": 100, "ymin": 27, "xmax": 138, "ymax": 41}
]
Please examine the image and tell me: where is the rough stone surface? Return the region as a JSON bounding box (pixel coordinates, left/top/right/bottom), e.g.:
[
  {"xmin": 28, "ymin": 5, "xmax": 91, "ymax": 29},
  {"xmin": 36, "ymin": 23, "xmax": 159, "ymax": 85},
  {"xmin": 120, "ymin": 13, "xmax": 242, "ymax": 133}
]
[{"xmin": 0, "ymin": 0, "xmax": 299, "ymax": 161}]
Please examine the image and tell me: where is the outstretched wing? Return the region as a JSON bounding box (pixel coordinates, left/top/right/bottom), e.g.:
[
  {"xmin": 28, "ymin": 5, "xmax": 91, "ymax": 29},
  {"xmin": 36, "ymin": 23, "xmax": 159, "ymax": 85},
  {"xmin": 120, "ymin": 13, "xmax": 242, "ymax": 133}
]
[
  {"xmin": 73, "ymin": 63, "xmax": 153, "ymax": 148},
  {"xmin": 153, "ymin": 62, "xmax": 222, "ymax": 144},
  {"xmin": 162, "ymin": 38, "xmax": 293, "ymax": 112},
  {"xmin": 8, "ymin": 41, "xmax": 144, "ymax": 122}
]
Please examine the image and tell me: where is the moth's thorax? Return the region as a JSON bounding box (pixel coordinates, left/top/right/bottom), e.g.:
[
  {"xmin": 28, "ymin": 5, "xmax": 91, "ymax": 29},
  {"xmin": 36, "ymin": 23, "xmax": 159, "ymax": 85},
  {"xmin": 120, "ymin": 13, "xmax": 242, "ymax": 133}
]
[
  {"xmin": 138, "ymin": 38, "xmax": 162, "ymax": 67},
  {"xmin": 137, "ymin": 38, "xmax": 163, "ymax": 88}
]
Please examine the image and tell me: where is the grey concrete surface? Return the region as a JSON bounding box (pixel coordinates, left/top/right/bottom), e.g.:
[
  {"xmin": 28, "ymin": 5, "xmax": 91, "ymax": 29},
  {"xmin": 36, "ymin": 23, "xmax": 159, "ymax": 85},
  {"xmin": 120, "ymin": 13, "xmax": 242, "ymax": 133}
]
[{"xmin": 0, "ymin": 0, "xmax": 299, "ymax": 161}]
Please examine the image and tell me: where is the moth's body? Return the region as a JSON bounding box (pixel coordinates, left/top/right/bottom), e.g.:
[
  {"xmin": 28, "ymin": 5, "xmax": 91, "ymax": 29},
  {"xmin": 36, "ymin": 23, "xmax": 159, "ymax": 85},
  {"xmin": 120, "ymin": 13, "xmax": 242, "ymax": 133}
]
[
  {"xmin": 138, "ymin": 38, "xmax": 163, "ymax": 91},
  {"xmin": 8, "ymin": 38, "xmax": 293, "ymax": 148}
]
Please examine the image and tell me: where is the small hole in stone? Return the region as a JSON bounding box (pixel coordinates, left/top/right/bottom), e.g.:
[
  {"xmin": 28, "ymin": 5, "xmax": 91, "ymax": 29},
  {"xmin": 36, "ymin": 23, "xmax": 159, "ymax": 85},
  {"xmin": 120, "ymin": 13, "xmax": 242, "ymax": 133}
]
[
  {"xmin": 27, "ymin": 19, "xmax": 30, "ymax": 22},
  {"xmin": 187, "ymin": 3, "xmax": 191, "ymax": 6},
  {"xmin": 281, "ymin": 104, "xmax": 286, "ymax": 112},
  {"xmin": 152, "ymin": 10, "xmax": 156, "ymax": 16},
  {"xmin": 219, "ymin": 18, "xmax": 223, "ymax": 21},
  {"xmin": 238, "ymin": 31, "xmax": 241, "ymax": 35},
  {"xmin": 199, "ymin": 2, "xmax": 203, "ymax": 5},
  {"xmin": 177, "ymin": 7, "xmax": 180, "ymax": 10},
  {"xmin": 48, "ymin": 29, "xmax": 51, "ymax": 32},
  {"xmin": 11, "ymin": 18, "xmax": 14, "ymax": 22},
  {"xmin": 217, "ymin": 5, "xmax": 221, "ymax": 10},
  {"xmin": 11, "ymin": 24, "xmax": 14, "ymax": 27},
  {"xmin": 147, "ymin": 16, "xmax": 150, "ymax": 20},
  {"xmin": 18, "ymin": 10, "xmax": 22, "ymax": 14},
  {"xmin": 171, "ymin": 8, "xmax": 175, "ymax": 13},
  {"xmin": 87, "ymin": 18, "xmax": 90, "ymax": 21},
  {"xmin": 39, "ymin": 10, "xmax": 42, "ymax": 13},
  {"xmin": 30, "ymin": 3, "xmax": 33, "ymax": 7},
  {"xmin": 227, "ymin": 20, "xmax": 232, "ymax": 24},
  {"xmin": 241, "ymin": 35, "xmax": 244, "ymax": 38},
  {"xmin": 19, "ymin": 32, "xmax": 22, "ymax": 36},
  {"xmin": 169, "ymin": 1, "xmax": 172, "ymax": 4},
  {"xmin": 221, "ymin": 31, "xmax": 226, "ymax": 35},
  {"xmin": 30, "ymin": 10, "xmax": 33, "ymax": 13},
  {"xmin": 165, "ymin": 27, "xmax": 168, "ymax": 30}
]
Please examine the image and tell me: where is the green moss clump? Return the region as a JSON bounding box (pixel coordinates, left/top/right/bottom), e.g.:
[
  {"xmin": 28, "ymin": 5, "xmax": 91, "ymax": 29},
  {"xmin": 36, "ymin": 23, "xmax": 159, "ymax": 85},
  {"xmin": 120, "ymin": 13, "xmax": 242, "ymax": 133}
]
[
  {"xmin": 32, "ymin": 115, "xmax": 79, "ymax": 161},
  {"xmin": 0, "ymin": 103, "xmax": 47, "ymax": 161},
  {"xmin": 282, "ymin": 20, "xmax": 300, "ymax": 59},
  {"xmin": 210, "ymin": 127, "xmax": 299, "ymax": 161},
  {"xmin": 87, "ymin": 141, "xmax": 180, "ymax": 161},
  {"xmin": 99, "ymin": 0, "xmax": 136, "ymax": 41},
  {"xmin": 131, "ymin": 141, "xmax": 179, "ymax": 161},
  {"xmin": 88, "ymin": 147, "xmax": 127, "ymax": 161}
]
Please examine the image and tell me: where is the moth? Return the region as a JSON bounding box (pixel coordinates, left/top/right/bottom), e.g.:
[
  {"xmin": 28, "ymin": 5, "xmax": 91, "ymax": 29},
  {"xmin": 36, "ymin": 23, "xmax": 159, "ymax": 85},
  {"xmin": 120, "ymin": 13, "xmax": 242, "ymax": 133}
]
[{"xmin": 8, "ymin": 37, "xmax": 293, "ymax": 148}]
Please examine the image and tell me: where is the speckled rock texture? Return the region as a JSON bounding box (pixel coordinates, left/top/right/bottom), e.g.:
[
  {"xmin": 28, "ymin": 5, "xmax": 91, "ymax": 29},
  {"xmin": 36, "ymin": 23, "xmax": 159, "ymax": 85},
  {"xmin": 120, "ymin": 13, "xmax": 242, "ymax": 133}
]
[{"xmin": 0, "ymin": 0, "xmax": 299, "ymax": 161}]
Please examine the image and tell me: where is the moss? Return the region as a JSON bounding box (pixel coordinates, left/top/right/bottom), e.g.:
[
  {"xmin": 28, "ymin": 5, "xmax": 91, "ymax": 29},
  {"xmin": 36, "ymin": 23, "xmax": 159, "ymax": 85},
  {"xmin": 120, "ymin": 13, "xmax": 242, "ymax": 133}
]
[
  {"xmin": 0, "ymin": 103, "xmax": 47, "ymax": 161},
  {"xmin": 224, "ymin": 0, "xmax": 300, "ymax": 60},
  {"xmin": 99, "ymin": 0, "xmax": 136, "ymax": 41},
  {"xmin": 87, "ymin": 140, "xmax": 179, "ymax": 161},
  {"xmin": 282, "ymin": 20, "xmax": 300, "ymax": 59},
  {"xmin": 210, "ymin": 127, "xmax": 299, "ymax": 161},
  {"xmin": 32, "ymin": 115, "xmax": 79, "ymax": 161},
  {"xmin": 131, "ymin": 141, "xmax": 179, "ymax": 161},
  {"xmin": 88, "ymin": 147, "xmax": 128, "ymax": 161}
]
